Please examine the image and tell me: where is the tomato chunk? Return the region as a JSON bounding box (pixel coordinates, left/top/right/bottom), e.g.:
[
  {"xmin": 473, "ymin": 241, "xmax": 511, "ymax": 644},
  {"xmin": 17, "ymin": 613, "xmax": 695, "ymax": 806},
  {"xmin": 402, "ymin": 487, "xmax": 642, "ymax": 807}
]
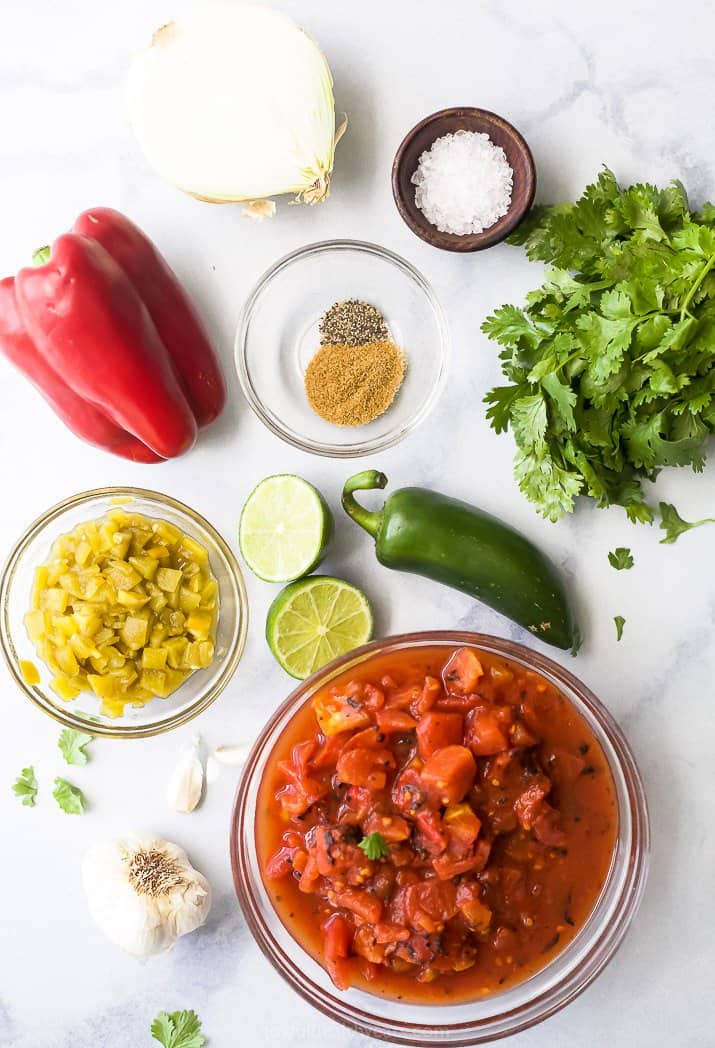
[
  {"xmin": 467, "ymin": 708, "xmax": 509, "ymax": 756},
  {"xmin": 376, "ymin": 708, "xmax": 418, "ymax": 733},
  {"xmin": 323, "ymin": 913, "xmax": 353, "ymax": 990},
  {"xmin": 336, "ymin": 747, "xmax": 396, "ymax": 789},
  {"xmin": 443, "ymin": 648, "xmax": 484, "ymax": 695},
  {"xmin": 421, "ymin": 745, "xmax": 476, "ymax": 805},
  {"xmin": 313, "ymin": 692, "xmax": 372, "ymax": 736},
  {"xmin": 416, "ymin": 711, "xmax": 463, "ymax": 758}
]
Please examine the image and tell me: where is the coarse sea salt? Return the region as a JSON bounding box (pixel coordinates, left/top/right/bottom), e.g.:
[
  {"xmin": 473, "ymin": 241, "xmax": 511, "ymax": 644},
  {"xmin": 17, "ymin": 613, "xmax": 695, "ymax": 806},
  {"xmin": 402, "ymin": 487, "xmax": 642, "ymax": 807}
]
[{"xmin": 411, "ymin": 130, "xmax": 513, "ymax": 236}]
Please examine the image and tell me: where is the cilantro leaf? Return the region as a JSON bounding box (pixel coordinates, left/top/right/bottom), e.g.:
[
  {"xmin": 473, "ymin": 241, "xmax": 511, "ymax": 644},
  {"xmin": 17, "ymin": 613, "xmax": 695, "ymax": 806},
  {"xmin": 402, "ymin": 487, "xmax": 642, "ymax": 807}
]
[
  {"xmin": 12, "ymin": 766, "xmax": 38, "ymax": 807},
  {"xmin": 485, "ymin": 169, "xmax": 715, "ymax": 523},
  {"xmin": 52, "ymin": 777, "xmax": 86, "ymax": 815},
  {"xmin": 614, "ymin": 615, "xmax": 626, "ymax": 641},
  {"xmin": 358, "ymin": 832, "xmax": 389, "ymax": 861},
  {"xmin": 608, "ymin": 548, "xmax": 634, "ymax": 570},
  {"xmin": 658, "ymin": 502, "xmax": 715, "ymax": 544},
  {"xmin": 58, "ymin": 729, "xmax": 93, "ymax": 766},
  {"xmin": 151, "ymin": 1010, "xmax": 206, "ymax": 1048}
]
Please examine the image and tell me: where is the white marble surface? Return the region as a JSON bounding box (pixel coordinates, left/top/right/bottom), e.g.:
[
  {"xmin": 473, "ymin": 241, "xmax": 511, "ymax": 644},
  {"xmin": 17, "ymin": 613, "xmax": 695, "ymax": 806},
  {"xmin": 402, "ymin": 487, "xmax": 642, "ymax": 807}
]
[{"xmin": 1, "ymin": 1, "xmax": 713, "ymax": 1045}]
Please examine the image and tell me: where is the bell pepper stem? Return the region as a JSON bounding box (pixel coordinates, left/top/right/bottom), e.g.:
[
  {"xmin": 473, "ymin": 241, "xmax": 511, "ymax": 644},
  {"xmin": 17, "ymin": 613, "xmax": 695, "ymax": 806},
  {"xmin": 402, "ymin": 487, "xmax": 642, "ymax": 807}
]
[
  {"xmin": 342, "ymin": 470, "xmax": 387, "ymax": 539},
  {"xmin": 32, "ymin": 246, "xmax": 51, "ymax": 266}
]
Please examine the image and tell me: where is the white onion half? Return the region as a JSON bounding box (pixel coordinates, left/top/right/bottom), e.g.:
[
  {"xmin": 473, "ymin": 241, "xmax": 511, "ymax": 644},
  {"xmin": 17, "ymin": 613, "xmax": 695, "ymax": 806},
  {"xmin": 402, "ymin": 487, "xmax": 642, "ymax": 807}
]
[{"xmin": 127, "ymin": 3, "xmax": 344, "ymax": 208}]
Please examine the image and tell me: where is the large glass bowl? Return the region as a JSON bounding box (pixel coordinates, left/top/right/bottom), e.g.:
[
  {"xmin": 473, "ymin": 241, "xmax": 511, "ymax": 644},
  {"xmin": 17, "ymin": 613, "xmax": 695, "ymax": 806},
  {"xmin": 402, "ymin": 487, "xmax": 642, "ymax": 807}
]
[
  {"xmin": 231, "ymin": 631, "xmax": 649, "ymax": 1045},
  {"xmin": 235, "ymin": 240, "xmax": 449, "ymax": 457},
  {"xmin": 0, "ymin": 488, "xmax": 248, "ymax": 739}
]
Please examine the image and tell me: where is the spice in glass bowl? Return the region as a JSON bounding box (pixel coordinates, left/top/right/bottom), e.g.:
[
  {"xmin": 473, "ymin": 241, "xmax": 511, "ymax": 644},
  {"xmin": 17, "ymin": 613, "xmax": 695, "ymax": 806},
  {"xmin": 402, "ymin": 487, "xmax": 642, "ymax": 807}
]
[
  {"xmin": 319, "ymin": 299, "xmax": 389, "ymax": 346},
  {"xmin": 304, "ymin": 339, "xmax": 406, "ymax": 426}
]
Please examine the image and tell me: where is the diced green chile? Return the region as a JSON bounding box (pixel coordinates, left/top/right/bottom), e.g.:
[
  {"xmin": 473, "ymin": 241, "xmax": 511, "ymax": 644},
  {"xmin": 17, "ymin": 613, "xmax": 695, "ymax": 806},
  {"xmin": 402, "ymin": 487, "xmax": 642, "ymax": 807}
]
[{"xmin": 342, "ymin": 470, "xmax": 578, "ymax": 651}]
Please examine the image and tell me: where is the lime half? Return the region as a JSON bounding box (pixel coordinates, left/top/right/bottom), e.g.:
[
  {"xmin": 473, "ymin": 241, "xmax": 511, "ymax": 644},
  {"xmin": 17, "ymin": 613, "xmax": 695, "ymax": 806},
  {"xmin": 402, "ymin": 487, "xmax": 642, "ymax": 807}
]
[
  {"xmin": 239, "ymin": 475, "xmax": 333, "ymax": 583},
  {"xmin": 266, "ymin": 576, "xmax": 373, "ymax": 679}
]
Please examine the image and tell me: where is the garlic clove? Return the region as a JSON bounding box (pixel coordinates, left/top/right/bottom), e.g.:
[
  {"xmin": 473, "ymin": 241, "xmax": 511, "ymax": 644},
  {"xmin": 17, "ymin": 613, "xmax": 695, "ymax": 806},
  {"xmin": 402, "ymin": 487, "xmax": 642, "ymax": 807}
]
[
  {"xmin": 168, "ymin": 737, "xmax": 204, "ymax": 813},
  {"xmin": 213, "ymin": 743, "xmax": 252, "ymax": 766},
  {"xmin": 205, "ymin": 754, "xmax": 221, "ymax": 785},
  {"xmin": 82, "ymin": 834, "xmax": 211, "ymax": 957}
]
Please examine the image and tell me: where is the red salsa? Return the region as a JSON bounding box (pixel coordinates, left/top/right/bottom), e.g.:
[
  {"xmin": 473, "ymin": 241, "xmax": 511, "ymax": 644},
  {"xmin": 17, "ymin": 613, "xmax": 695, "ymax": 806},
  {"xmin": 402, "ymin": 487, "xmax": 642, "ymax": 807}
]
[{"xmin": 257, "ymin": 646, "xmax": 617, "ymax": 1003}]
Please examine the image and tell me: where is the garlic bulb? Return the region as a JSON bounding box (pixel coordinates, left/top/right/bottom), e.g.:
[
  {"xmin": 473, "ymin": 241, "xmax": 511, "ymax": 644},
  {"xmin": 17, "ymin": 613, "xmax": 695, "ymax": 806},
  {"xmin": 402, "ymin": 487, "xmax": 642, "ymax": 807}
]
[
  {"xmin": 82, "ymin": 834, "xmax": 211, "ymax": 957},
  {"xmin": 167, "ymin": 737, "xmax": 204, "ymax": 813},
  {"xmin": 127, "ymin": 4, "xmax": 346, "ymax": 209}
]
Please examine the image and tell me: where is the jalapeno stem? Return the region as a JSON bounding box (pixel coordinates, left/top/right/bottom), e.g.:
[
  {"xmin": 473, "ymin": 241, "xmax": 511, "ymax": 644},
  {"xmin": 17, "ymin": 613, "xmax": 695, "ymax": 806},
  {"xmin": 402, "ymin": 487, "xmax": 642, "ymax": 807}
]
[{"xmin": 341, "ymin": 470, "xmax": 387, "ymax": 539}]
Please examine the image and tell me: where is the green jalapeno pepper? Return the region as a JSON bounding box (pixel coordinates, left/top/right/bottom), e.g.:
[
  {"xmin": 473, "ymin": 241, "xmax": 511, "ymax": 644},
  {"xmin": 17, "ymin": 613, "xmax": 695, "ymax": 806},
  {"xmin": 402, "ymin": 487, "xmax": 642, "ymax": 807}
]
[{"xmin": 342, "ymin": 470, "xmax": 578, "ymax": 651}]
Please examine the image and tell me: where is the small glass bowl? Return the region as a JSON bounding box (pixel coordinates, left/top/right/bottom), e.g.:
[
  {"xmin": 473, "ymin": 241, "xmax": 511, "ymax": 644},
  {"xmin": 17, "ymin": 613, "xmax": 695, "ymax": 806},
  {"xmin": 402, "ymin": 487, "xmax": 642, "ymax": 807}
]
[
  {"xmin": 235, "ymin": 240, "xmax": 449, "ymax": 457},
  {"xmin": 0, "ymin": 488, "xmax": 248, "ymax": 739},
  {"xmin": 231, "ymin": 631, "xmax": 649, "ymax": 1046}
]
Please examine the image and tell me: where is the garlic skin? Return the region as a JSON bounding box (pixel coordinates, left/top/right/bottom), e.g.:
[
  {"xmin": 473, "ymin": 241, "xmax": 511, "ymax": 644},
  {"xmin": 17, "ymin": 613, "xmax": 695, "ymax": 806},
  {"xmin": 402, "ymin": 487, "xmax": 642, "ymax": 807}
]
[
  {"xmin": 82, "ymin": 834, "xmax": 211, "ymax": 957},
  {"xmin": 167, "ymin": 737, "xmax": 204, "ymax": 813}
]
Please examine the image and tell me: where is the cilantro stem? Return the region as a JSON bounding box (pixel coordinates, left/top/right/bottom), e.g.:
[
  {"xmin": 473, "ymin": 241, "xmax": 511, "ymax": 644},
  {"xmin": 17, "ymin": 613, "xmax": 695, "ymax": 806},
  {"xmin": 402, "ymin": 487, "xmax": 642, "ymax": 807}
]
[{"xmin": 680, "ymin": 251, "xmax": 715, "ymax": 319}]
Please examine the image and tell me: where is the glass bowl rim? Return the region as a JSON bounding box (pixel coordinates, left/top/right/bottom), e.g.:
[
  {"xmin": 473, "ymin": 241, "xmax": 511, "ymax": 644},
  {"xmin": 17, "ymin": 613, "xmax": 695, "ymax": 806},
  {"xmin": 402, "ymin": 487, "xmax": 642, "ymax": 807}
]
[
  {"xmin": 234, "ymin": 238, "xmax": 450, "ymax": 458},
  {"xmin": 0, "ymin": 485, "xmax": 249, "ymax": 739},
  {"xmin": 230, "ymin": 629, "xmax": 650, "ymax": 1045}
]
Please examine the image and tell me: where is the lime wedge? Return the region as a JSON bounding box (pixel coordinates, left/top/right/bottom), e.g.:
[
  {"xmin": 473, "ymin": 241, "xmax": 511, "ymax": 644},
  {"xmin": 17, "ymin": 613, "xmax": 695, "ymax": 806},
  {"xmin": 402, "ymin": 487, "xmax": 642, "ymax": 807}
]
[
  {"xmin": 266, "ymin": 576, "xmax": 373, "ymax": 679},
  {"xmin": 239, "ymin": 475, "xmax": 333, "ymax": 583}
]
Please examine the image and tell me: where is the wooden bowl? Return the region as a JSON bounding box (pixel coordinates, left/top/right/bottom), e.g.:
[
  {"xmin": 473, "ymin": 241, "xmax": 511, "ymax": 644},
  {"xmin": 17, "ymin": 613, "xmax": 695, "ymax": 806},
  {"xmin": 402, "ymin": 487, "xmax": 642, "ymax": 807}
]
[{"xmin": 392, "ymin": 107, "xmax": 536, "ymax": 252}]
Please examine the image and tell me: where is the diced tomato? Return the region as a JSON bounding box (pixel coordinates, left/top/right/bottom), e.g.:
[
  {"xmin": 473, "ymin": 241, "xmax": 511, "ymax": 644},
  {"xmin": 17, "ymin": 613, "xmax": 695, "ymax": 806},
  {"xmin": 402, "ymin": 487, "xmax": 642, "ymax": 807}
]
[
  {"xmin": 364, "ymin": 810, "xmax": 411, "ymax": 842},
  {"xmin": 466, "ymin": 708, "xmax": 509, "ymax": 756},
  {"xmin": 401, "ymin": 880, "xmax": 458, "ymax": 933},
  {"xmin": 298, "ymin": 853, "xmax": 320, "ymax": 893},
  {"xmin": 364, "ymin": 683, "xmax": 386, "ymax": 710},
  {"xmin": 392, "ymin": 765, "xmax": 428, "ymax": 814},
  {"xmin": 510, "ymin": 720, "xmax": 539, "ymax": 748},
  {"xmin": 533, "ymin": 805, "xmax": 567, "ymax": 846},
  {"xmin": 309, "ymin": 825, "xmax": 358, "ymax": 876},
  {"xmin": 323, "ymin": 913, "xmax": 353, "ymax": 990},
  {"xmin": 416, "ymin": 711, "xmax": 463, "ymax": 758},
  {"xmin": 353, "ymin": 925, "xmax": 386, "ymax": 964},
  {"xmin": 513, "ymin": 777, "xmax": 551, "ymax": 830},
  {"xmin": 443, "ymin": 648, "xmax": 484, "ymax": 695},
  {"xmin": 421, "ymin": 745, "xmax": 476, "ymax": 805},
  {"xmin": 313, "ymin": 692, "xmax": 372, "ymax": 737},
  {"xmin": 376, "ymin": 708, "xmax": 418, "ymax": 733},
  {"xmin": 412, "ymin": 675, "xmax": 442, "ymax": 717},
  {"xmin": 456, "ymin": 882, "xmax": 492, "ymax": 932},
  {"xmin": 443, "ymin": 803, "xmax": 481, "ymax": 850},
  {"xmin": 374, "ymin": 922, "xmax": 411, "ymax": 944},
  {"xmin": 342, "ymin": 724, "xmax": 387, "ymax": 751},
  {"xmin": 414, "ymin": 808, "xmax": 448, "ymax": 855},
  {"xmin": 432, "ymin": 839, "xmax": 491, "ymax": 880},
  {"xmin": 333, "ymin": 888, "xmax": 383, "ymax": 924},
  {"xmin": 310, "ymin": 731, "xmax": 349, "ymax": 770},
  {"xmin": 266, "ymin": 846, "xmax": 295, "ymax": 878},
  {"xmin": 435, "ymin": 695, "xmax": 484, "ymax": 714},
  {"xmin": 336, "ymin": 747, "xmax": 396, "ymax": 789}
]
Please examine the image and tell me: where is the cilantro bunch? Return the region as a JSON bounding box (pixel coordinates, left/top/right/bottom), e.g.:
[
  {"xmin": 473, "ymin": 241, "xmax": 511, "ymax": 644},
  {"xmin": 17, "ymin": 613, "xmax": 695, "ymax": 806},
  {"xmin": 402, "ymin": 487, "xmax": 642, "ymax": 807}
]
[{"xmin": 483, "ymin": 168, "xmax": 715, "ymax": 523}]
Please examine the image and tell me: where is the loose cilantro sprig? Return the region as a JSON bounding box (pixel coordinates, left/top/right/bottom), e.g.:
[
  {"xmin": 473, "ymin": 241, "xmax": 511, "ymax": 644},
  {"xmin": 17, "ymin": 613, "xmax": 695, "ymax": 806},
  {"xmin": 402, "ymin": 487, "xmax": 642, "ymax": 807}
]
[
  {"xmin": 614, "ymin": 615, "xmax": 626, "ymax": 641},
  {"xmin": 151, "ymin": 1009, "xmax": 206, "ymax": 1048},
  {"xmin": 58, "ymin": 728, "xmax": 93, "ymax": 766},
  {"xmin": 659, "ymin": 501, "xmax": 715, "ymax": 544},
  {"xmin": 483, "ymin": 169, "xmax": 715, "ymax": 524},
  {"xmin": 12, "ymin": 766, "xmax": 38, "ymax": 807},
  {"xmin": 52, "ymin": 777, "xmax": 86, "ymax": 814},
  {"xmin": 608, "ymin": 547, "xmax": 634, "ymax": 570},
  {"xmin": 358, "ymin": 832, "xmax": 389, "ymax": 861}
]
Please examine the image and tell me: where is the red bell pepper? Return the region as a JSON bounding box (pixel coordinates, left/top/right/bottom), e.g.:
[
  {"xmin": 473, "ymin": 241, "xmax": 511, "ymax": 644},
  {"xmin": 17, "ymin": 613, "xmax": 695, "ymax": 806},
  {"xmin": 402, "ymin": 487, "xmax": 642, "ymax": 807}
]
[
  {"xmin": 0, "ymin": 208, "xmax": 226, "ymax": 461},
  {"xmin": 0, "ymin": 276, "xmax": 161, "ymax": 463},
  {"xmin": 72, "ymin": 208, "xmax": 226, "ymax": 428}
]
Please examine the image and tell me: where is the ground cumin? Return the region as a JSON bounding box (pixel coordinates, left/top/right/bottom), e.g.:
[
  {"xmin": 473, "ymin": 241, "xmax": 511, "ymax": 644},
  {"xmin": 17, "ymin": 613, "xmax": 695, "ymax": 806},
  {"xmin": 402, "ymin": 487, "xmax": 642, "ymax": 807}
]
[{"xmin": 304, "ymin": 339, "xmax": 406, "ymax": 427}]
